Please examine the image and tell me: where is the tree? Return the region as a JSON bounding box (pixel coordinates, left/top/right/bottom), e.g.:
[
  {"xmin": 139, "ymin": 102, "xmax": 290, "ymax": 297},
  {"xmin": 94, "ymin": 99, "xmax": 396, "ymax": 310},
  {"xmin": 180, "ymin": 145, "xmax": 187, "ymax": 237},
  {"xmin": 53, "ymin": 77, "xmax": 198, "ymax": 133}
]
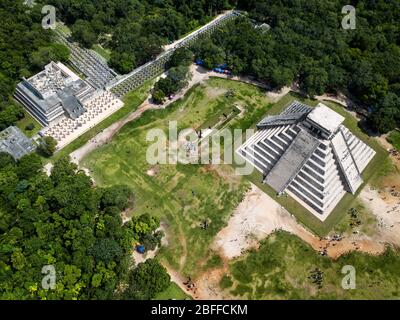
[
  {"xmin": 270, "ymin": 66, "xmax": 294, "ymax": 89},
  {"xmin": 0, "ymin": 155, "xmax": 156, "ymax": 299},
  {"xmin": 140, "ymin": 231, "xmax": 164, "ymax": 251},
  {"xmin": 25, "ymin": 123, "xmax": 35, "ymax": 131},
  {"xmin": 152, "ymin": 65, "xmax": 191, "ymax": 102},
  {"xmin": 0, "ymin": 152, "xmax": 14, "ymax": 167},
  {"xmin": 109, "ymin": 52, "xmax": 136, "ymax": 75},
  {"xmin": 302, "ymin": 67, "xmax": 329, "ymax": 97},
  {"xmin": 194, "ymin": 40, "xmax": 225, "ymax": 69},
  {"xmin": 89, "ymin": 238, "xmax": 123, "ymax": 263},
  {"xmin": 29, "ymin": 47, "xmax": 55, "ymax": 69},
  {"xmin": 50, "ymin": 156, "xmax": 78, "ymax": 186},
  {"xmin": 16, "ymin": 153, "xmax": 42, "ymax": 180},
  {"xmin": 123, "ymin": 259, "xmax": 170, "ymax": 300},
  {"xmin": 38, "ymin": 136, "xmax": 57, "ymax": 157},
  {"xmin": 0, "ymin": 0, "xmax": 54, "ymax": 129},
  {"xmin": 168, "ymin": 65, "xmax": 191, "ymax": 90},
  {"xmin": 369, "ymin": 93, "xmax": 400, "ymax": 133},
  {"xmin": 50, "ymin": 43, "xmax": 71, "ymax": 62},
  {"xmin": 71, "ymin": 20, "xmax": 97, "ymax": 48},
  {"xmin": 152, "ymin": 90, "xmax": 166, "ymax": 104},
  {"xmin": 101, "ymin": 185, "xmax": 132, "ymax": 210},
  {"xmin": 369, "ymin": 107, "xmax": 398, "ymax": 133},
  {"xmin": 168, "ymin": 48, "xmax": 193, "ymax": 69}
]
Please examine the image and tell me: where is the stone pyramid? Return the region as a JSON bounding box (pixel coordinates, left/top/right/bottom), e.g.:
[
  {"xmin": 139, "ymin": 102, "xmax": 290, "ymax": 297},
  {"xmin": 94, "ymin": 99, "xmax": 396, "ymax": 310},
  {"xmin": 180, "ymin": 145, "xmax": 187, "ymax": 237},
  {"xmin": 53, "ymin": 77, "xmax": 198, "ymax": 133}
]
[{"xmin": 237, "ymin": 101, "xmax": 375, "ymax": 221}]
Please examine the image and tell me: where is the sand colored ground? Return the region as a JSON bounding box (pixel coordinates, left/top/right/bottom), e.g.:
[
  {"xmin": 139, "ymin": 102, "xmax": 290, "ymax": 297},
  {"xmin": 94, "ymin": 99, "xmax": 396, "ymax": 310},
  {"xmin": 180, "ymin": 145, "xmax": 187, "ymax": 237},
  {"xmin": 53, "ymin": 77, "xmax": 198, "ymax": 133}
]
[
  {"xmin": 189, "ymin": 183, "xmax": 387, "ymax": 300},
  {"xmin": 213, "ymin": 184, "xmax": 385, "ymax": 261},
  {"xmin": 359, "ymin": 186, "xmax": 400, "ymax": 245}
]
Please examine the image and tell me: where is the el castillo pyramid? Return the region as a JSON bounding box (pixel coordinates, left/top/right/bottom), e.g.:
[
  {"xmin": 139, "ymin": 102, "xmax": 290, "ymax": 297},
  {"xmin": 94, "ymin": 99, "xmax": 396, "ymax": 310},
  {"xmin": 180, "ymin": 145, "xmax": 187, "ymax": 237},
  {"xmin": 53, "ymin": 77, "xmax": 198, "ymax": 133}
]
[{"xmin": 237, "ymin": 101, "xmax": 376, "ymax": 221}]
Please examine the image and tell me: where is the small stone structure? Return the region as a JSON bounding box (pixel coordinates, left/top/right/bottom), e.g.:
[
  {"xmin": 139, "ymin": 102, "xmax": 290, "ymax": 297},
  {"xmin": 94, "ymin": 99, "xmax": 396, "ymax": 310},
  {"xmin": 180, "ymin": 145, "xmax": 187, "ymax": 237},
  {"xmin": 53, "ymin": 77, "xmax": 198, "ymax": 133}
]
[{"xmin": 0, "ymin": 126, "xmax": 36, "ymax": 160}]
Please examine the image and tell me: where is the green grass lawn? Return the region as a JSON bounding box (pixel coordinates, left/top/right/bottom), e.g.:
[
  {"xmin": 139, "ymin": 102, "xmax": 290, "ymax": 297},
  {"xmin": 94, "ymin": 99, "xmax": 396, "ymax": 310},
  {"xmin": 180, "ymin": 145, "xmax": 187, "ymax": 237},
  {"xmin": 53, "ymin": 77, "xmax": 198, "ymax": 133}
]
[
  {"xmin": 332, "ymin": 199, "xmax": 377, "ymax": 237},
  {"xmin": 15, "ymin": 111, "xmax": 41, "ymax": 137},
  {"xmin": 154, "ymin": 282, "xmax": 190, "ymax": 300},
  {"xmin": 56, "ymin": 22, "xmax": 71, "ymax": 35},
  {"xmin": 82, "ymin": 78, "xmax": 276, "ymax": 276},
  {"xmin": 222, "ymin": 231, "xmax": 400, "ymax": 299},
  {"xmin": 92, "ymin": 44, "xmax": 111, "ymax": 61},
  {"xmin": 387, "ymin": 130, "xmax": 400, "ymax": 151}
]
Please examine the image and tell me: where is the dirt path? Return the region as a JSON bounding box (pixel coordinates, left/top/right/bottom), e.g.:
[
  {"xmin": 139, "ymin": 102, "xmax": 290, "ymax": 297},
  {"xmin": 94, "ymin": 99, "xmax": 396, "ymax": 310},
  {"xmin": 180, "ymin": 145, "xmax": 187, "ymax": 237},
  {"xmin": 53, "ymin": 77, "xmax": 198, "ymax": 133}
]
[
  {"xmin": 315, "ymin": 92, "xmax": 353, "ymax": 108},
  {"xmin": 164, "ymin": 265, "xmax": 197, "ymax": 299},
  {"xmin": 70, "ymin": 102, "xmax": 152, "ymax": 165},
  {"xmin": 194, "ymin": 135, "xmax": 400, "ymax": 300},
  {"xmin": 69, "ymin": 63, "xmax": 397, "ymax": 299},
  {"xmin": 213, "ymin": 184, "xmax": 385, "ymax": 261},
  {"xmin": 70, "ymin": 64, "xmax": 357, "ymax": 167},
  {"xmin": 192, "ymin": 183, "xmax": 388, "ymax": 300},
  {"xmin": 266, "ymin": 85, "xmax": 293, "ymax": 102}
]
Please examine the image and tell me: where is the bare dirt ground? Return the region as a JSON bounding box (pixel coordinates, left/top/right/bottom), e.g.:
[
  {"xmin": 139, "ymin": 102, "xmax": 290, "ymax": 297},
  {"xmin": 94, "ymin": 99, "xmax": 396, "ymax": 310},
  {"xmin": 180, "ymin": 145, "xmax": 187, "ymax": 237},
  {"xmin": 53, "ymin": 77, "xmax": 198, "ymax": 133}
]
[
  {"xmin": 192, "ymin": 183, "xmax": 389, "ymax": 300},
  {"xmin": 193, "ymin": 133, "xmax": 400, "ymax": 299},
  {"xmin": 132, "ymin": 247, "xmax": 157, "ymax": 266},
  {"xmin": 266, "ymin": 85, "xmax": 292, "ymax": 102},
  {"xmin": 359, "ymin": 185, "xmax": 400, "ymax": 245},
  {"xmin": 213, "ymin": 184, "xmax": 386, "ymax": 262},
  {"xmin": 70, "ymin": 62, "xmax": 400, "ymax": 300}
]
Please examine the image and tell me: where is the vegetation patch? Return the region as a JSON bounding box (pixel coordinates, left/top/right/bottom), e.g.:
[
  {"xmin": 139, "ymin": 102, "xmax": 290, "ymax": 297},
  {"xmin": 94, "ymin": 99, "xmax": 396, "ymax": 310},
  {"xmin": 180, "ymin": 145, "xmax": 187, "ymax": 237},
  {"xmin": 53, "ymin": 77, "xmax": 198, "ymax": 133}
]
[
  {"xmin": 82, "ymin": 78, "xmax": 267, "ymax": 276},
  {"xmin": 15, "ymin": 111, "xmax": 41, "ymax": 138},
  {"xmin": 154, "ymin": 282, "xmax": 190, "ymax": 300},
  {"xmin": 0, "ymin": 156, "xmax": 166, "ymax": 299},
  {"xmin": 387, "ymin": 131, "xmax": 400, "ymax": 151},
  {"xmin": 224, "ymin": 231, "xmax": 400, "ymax": 299}
]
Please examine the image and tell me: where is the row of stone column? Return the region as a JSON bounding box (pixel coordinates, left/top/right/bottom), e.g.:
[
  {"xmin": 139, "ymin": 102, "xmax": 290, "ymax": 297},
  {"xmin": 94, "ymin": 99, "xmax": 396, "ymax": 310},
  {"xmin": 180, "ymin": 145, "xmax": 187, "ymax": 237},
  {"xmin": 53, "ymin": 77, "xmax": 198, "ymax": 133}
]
[{"xmin": 55, "ymin": 29, "xmax": 118, "ymax": 89}]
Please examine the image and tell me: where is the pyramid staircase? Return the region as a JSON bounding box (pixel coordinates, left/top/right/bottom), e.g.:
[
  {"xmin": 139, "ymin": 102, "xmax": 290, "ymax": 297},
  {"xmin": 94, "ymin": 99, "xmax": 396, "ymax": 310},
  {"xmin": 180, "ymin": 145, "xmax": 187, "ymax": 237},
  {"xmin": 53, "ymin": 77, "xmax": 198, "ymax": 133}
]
[{"xmin": 237, "ymin": 101, "xmax": 376, "ymax": 219}]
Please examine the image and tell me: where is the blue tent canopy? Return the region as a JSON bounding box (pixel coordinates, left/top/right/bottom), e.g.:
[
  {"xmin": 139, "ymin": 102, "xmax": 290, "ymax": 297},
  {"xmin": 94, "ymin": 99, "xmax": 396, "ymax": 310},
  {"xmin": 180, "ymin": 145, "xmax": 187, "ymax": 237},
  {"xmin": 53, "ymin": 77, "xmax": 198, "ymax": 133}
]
[{"xmin": 136, "ymin": 245, "xmax": 145, "ymax": 253}]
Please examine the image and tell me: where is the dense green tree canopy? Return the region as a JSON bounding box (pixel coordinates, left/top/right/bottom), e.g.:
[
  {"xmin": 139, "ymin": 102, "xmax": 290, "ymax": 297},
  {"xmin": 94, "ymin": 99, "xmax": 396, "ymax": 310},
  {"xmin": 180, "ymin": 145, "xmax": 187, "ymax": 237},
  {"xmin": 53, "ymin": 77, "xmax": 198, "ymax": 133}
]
[
  {"xmin": 43, "ymin": 0, "xmax": 234, "ymax": 73},
  {"xmin": 0, "ymin": 156, "xmax": 161, "ymax": 299},
  {"xmin": 191, "ymin": 0, "xmax": 400, "ymax": 133},
  {"xmin": 38, "ymin": 136, "xmax": 58, "ymax": 157},
  {"xmin": 152, "ymin": 64, "xmax": 192, "ymax": 104},
  {"xmin": 123, "ymin": 259, "xmax": 170, "ymax": 300}
]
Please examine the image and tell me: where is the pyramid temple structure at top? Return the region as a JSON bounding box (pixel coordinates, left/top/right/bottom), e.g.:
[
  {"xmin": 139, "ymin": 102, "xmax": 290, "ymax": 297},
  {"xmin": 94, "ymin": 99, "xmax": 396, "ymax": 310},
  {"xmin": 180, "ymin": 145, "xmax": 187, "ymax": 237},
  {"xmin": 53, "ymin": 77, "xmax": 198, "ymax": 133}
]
[{"xmin": 237, "ymin": 101, "xmax": 376, "ymax": 221}]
